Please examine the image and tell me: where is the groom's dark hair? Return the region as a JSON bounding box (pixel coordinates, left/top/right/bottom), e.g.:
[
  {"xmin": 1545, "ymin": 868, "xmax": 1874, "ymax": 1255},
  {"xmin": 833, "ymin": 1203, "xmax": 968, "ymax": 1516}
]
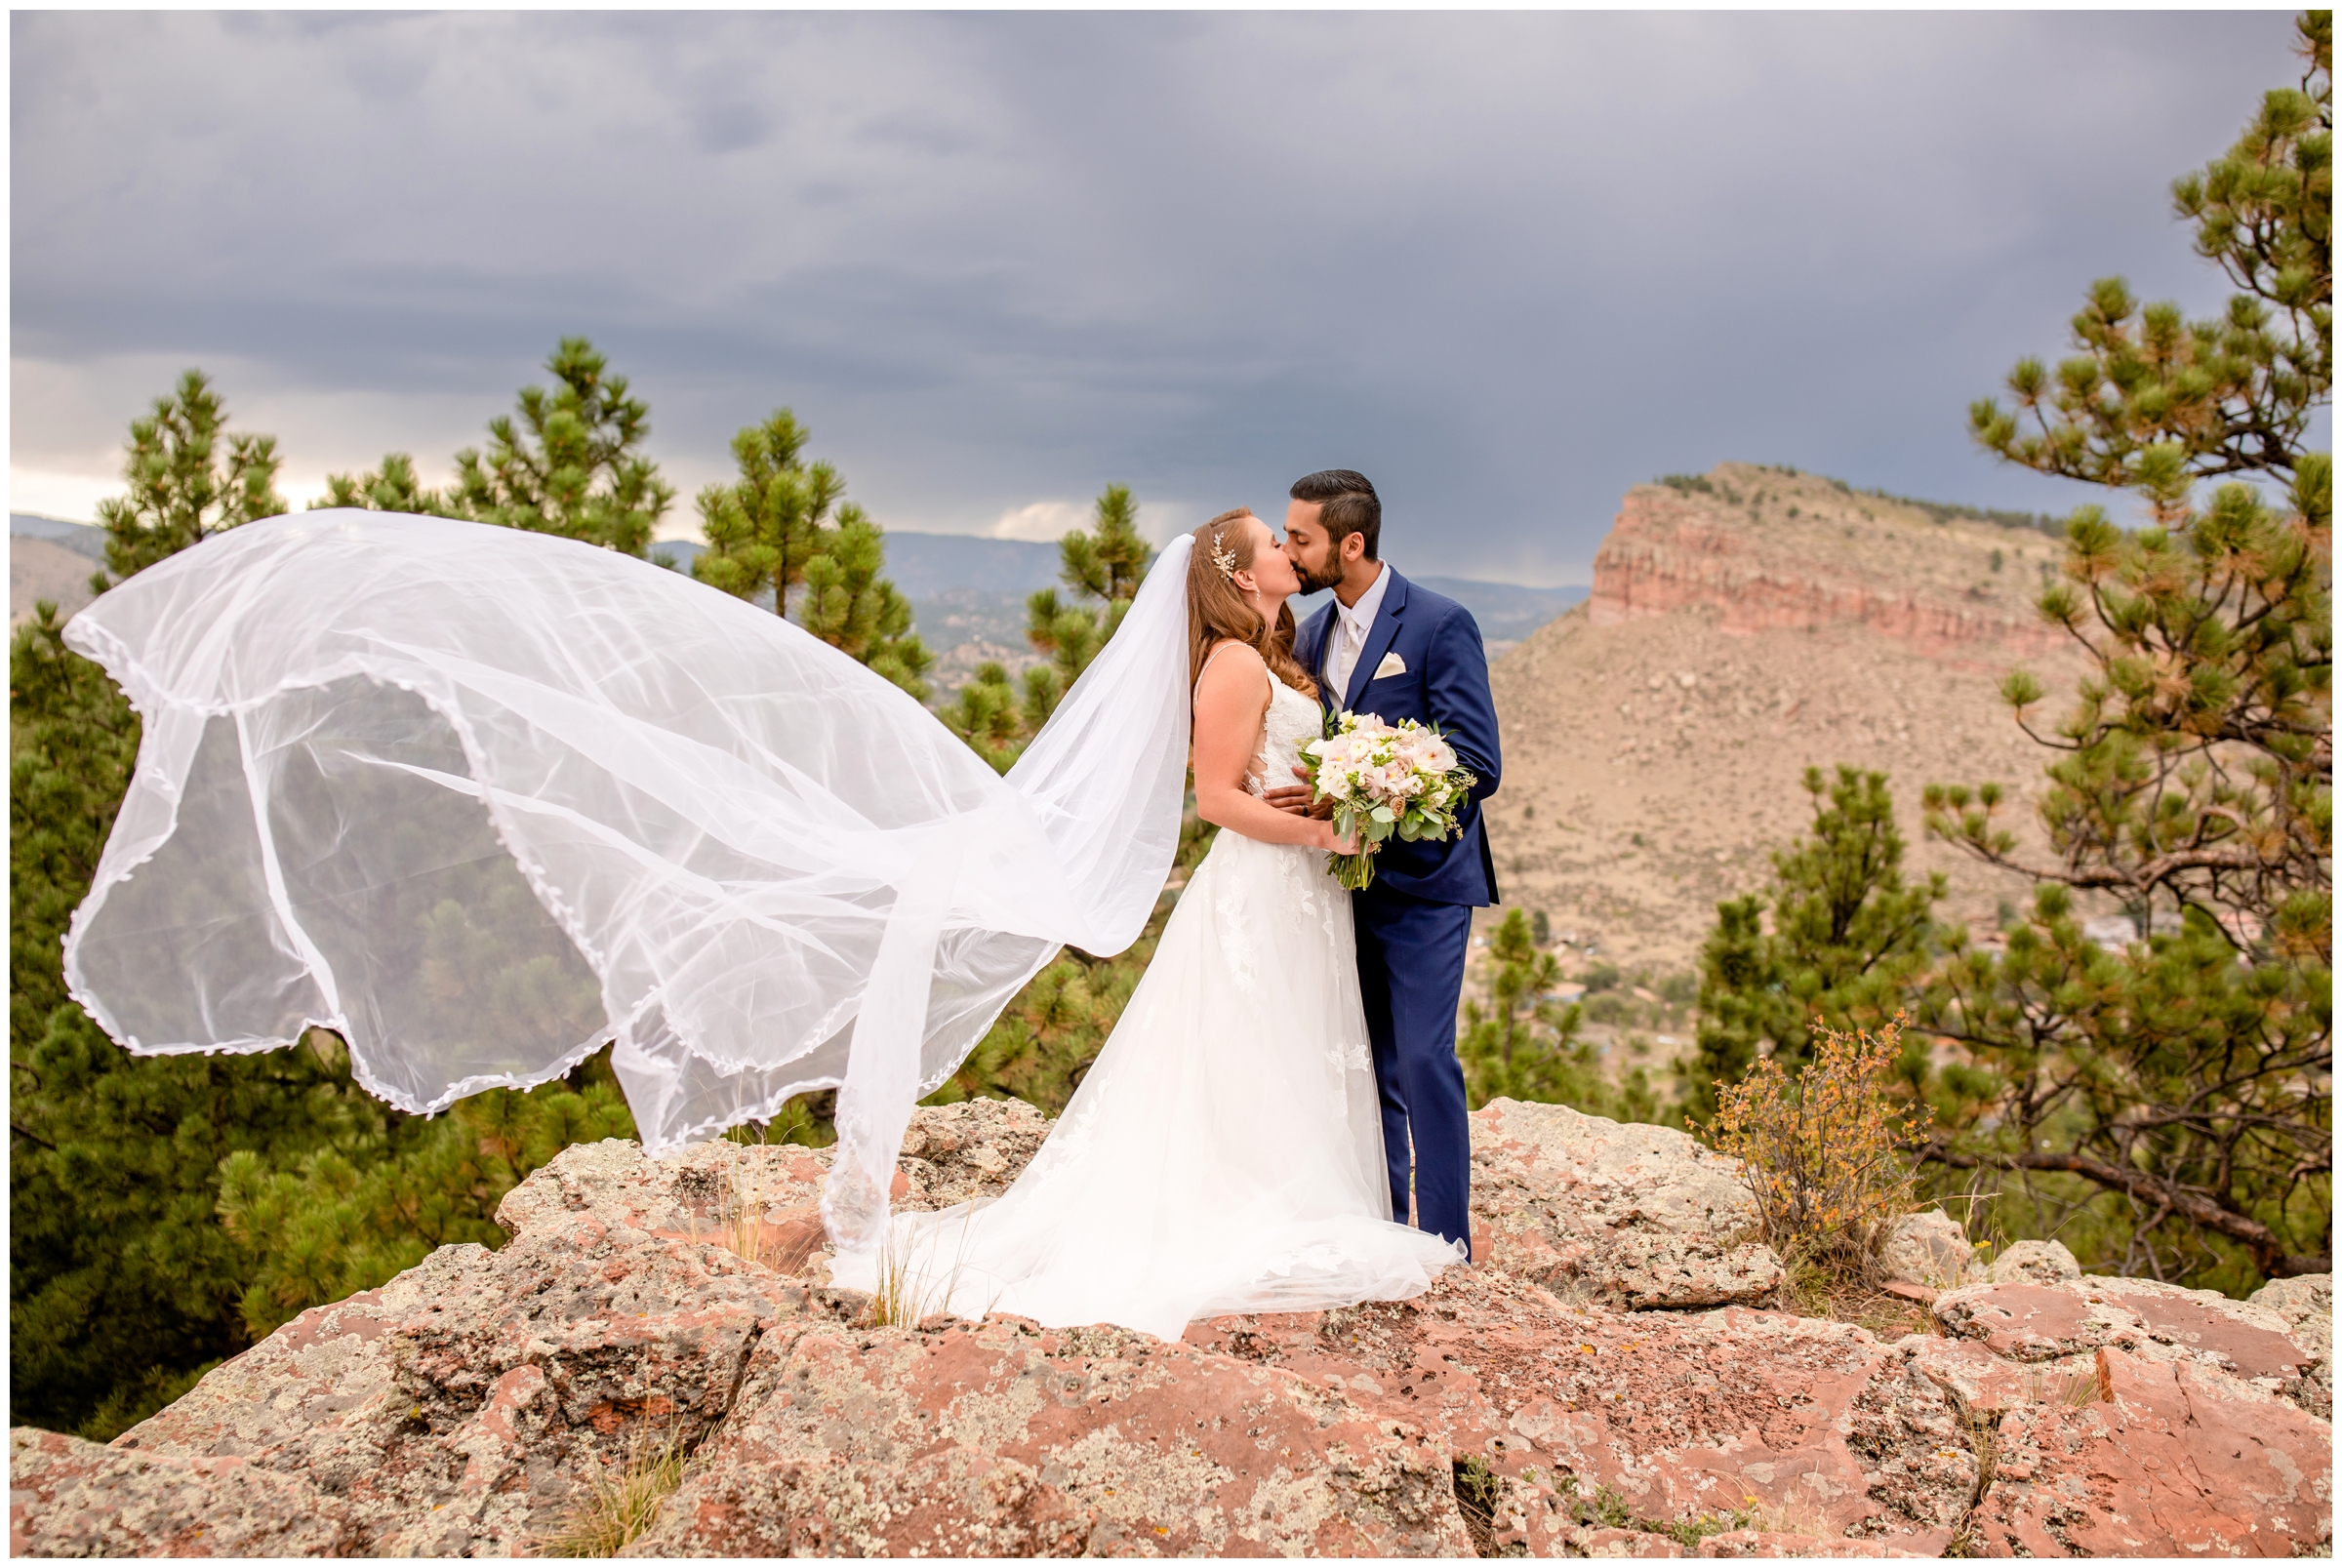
[{"xmin": 1289, "ymin": 470, "xmax": 1380, "ymax": 560}]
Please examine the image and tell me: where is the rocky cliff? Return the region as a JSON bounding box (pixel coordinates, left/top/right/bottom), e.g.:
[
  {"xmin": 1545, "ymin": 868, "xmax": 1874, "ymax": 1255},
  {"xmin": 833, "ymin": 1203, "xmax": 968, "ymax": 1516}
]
[
  {"xmin": 1588, "ymin": 465, "xmax": 2067, "ymax": 668},
  {"xmin": 12, "ymin": 1100, "xmax": 2328, "ymax": 1558},
  {"xmin": 1484, "ymin": 463, "xmax": 2096, "ymax": 978}
]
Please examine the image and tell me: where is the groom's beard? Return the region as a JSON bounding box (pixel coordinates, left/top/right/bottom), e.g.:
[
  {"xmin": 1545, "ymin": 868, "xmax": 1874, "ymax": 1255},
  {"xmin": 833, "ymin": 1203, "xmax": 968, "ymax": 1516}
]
[{"xmin": 1292, "ymin": 555, "xmax": 1345, "ymax": 594}]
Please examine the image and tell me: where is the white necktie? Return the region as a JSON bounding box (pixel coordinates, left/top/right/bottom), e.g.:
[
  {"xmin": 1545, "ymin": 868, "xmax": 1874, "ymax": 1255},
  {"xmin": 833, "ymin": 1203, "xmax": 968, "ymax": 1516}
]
[{"xmin": 1328, "ymin": 613, "xmax": 1364, "ymax": 702}]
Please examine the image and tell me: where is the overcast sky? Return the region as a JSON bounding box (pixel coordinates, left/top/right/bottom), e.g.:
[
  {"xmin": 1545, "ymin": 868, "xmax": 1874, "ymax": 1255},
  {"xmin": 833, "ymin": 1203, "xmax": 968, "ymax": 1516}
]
[{"xmin": 11, "ymin": 10, "xmax": 2317, "ymax": 583}]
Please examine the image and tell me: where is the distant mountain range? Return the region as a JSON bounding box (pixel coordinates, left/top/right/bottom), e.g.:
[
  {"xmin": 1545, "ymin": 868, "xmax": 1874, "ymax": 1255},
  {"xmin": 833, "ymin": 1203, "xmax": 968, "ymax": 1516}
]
[
  {"xmin": 11, "ymin": 514, "xmax": 107, "ymax": 626},
  {"xmin": 651, "ymin": 534, "xmax": 1587, "ymax": 673},
  {"xmin": 11, "ymin": 514, "xmax": 1585, "ymax": 679},
  {"xmin": 12, "ymin": 513, "xmax": 107, "ymax": 562}
]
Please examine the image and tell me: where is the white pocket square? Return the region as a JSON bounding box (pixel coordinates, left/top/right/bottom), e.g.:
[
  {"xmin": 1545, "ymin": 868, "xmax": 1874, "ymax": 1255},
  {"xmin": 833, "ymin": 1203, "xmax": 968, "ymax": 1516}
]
[{"xmin": 1372, "ymin": 652, "xmax": 1407, "ymax": 679}]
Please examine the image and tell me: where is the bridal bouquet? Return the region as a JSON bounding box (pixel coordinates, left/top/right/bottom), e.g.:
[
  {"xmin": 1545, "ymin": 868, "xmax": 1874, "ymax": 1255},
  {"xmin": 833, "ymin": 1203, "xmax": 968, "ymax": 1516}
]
[{"xmin": 1300, "ymin": 712, "xmax": 1477, "ymax": 892}]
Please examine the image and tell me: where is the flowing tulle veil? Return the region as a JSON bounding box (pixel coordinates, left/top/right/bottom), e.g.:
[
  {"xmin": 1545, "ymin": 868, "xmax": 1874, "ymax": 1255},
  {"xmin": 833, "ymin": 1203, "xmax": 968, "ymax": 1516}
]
[{"xmin": 59, "ymin": 511, "xmax": 1195, "ymax": 1261}]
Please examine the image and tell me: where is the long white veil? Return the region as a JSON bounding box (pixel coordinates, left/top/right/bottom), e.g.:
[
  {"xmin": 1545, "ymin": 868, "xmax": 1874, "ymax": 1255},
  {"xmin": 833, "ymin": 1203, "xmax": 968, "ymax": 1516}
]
[{"xmin": 59, "ymin": 511, "xmax": 1195, "ymax": 1258}]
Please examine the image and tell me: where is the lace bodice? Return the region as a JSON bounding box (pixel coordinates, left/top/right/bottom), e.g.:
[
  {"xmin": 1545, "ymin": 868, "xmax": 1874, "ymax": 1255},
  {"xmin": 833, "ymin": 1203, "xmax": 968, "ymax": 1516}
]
[{"xmin": 1249, "ymin": 675, "xmax": 1325, "ymax": 798}]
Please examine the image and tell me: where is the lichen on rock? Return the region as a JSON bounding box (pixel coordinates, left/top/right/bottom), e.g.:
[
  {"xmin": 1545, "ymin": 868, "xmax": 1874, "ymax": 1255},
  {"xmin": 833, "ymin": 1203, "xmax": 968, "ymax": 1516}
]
[{"xmin": 8, "ymin": 1104, "xmax": 2328, "ymax": 1558}]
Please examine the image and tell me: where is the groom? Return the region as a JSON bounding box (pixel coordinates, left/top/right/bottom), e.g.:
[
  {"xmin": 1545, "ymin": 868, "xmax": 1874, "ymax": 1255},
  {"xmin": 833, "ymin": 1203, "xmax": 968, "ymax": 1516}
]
[{"xmin": 1270, "ymin": 469, "xmax": 1501, "ymax": 1259}]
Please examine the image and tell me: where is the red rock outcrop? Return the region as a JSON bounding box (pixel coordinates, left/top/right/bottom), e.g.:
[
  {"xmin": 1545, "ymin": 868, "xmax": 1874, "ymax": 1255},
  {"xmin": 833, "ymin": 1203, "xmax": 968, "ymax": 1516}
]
[
  {"xmin": 642, "ymin": 1317, "xmax": 1470, "ymax": 1556},
  {"xmin": 1587, "ymin": 465, "xmax": 2068, "ymax": 668},
  {"xmin": 9, "ymin": 1099, "xmax": 2329, "ymax": 1558},
  {"xmin": 1185, "ymin": 1279, "xmax": 1975, "ymax": 1556},
  {"xmin": 1470, "ymin": 1099, "xmax": 1783, "ymax": 1308},
  {"xmin": 1965, "ymin": 1347, "xmax": 2331, "ymax": 1557},
  {"xmin": 1924, "ymin": 1277, "xmax": 2332, "ymax": 1558}
]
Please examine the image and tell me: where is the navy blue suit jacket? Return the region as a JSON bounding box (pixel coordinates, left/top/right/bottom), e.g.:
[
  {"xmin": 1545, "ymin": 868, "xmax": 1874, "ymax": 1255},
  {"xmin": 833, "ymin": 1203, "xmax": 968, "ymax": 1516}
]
[{"xmin": 1295, "ymin": 568, "xmax": 1501, "ymax": 906}]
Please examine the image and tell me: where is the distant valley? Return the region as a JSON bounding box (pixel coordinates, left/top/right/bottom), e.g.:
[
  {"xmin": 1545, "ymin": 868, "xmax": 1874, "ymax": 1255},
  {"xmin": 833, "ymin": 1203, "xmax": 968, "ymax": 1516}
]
[{"xmin": 650, "ymin": 533, "xmax": 1587, "ymax": 688}]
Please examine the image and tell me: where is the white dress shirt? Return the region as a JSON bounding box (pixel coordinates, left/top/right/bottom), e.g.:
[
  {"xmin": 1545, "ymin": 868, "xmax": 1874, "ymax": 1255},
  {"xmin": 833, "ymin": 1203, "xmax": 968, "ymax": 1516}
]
[{"xmin": 1322, "ymin": 561, "xmax": 1391, "ymax": 706}]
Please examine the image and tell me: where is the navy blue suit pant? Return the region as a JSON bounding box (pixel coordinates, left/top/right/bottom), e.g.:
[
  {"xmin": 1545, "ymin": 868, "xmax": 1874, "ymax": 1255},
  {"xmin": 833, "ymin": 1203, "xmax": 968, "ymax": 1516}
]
[{"xmin": 1352, "ymin": 885, "xmax": 1474, "ymax": 1256}]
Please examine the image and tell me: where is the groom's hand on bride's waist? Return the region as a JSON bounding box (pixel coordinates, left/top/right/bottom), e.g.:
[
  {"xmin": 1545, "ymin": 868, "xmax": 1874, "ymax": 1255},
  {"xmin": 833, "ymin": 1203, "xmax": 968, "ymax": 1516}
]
[{"xmin": 1262, "ymin": 766, "xmax": 1333, "ymax": 820}]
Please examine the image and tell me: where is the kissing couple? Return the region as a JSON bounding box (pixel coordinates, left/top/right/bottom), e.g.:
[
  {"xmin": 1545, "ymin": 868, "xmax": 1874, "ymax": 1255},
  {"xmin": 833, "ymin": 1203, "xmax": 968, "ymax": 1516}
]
[
  {"xmin": 59, "ymin": 467, "xmax": 1502, "ymax": 1341},
  {"xmin": 857, "ymin": 468, "xmax": 1507, "ymax": 1333}
]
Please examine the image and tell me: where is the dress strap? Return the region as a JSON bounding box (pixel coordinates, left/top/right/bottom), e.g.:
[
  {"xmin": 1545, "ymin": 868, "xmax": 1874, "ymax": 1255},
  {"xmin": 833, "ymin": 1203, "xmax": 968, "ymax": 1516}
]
[{"xmin": 1192, "ymin": 638, "xmax": 1272, "ymax": 702}]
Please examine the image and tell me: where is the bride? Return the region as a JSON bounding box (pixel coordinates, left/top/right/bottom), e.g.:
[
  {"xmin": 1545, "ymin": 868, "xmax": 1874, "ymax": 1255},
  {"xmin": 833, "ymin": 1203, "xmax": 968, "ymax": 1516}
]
[
  {"xmin": 833, "ymin": 510, "xmax": 1462, "ymax": 1335},
  {"xmin": 58, "ymin": 502, "xmax": 1458, "ymax": 1344}
]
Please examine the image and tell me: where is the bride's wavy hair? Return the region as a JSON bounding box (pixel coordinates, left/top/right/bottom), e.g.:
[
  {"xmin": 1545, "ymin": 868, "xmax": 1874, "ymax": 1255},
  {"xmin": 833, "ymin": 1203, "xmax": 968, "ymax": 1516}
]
[{"xmin": 1187, "ymin": 508, "xmax": 1319, "ymax": 702}]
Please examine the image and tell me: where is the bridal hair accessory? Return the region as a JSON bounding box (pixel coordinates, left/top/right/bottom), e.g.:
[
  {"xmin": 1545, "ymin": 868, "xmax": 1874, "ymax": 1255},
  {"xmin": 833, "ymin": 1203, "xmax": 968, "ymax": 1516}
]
[{"xmin": 1208, "ymin": 531, "xmax": 1240, "ymax": 579}]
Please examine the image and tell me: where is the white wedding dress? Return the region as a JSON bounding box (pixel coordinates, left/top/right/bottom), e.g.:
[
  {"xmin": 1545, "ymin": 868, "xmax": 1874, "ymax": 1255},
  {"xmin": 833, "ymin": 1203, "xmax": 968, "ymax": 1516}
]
[
  {"xmin": 56, "ymin": 511, "xmax": 1455, "ymax": 1331},
  {"xmin": 836, "ymin": 671, "xmax": 1462, "ymax": 1339}
]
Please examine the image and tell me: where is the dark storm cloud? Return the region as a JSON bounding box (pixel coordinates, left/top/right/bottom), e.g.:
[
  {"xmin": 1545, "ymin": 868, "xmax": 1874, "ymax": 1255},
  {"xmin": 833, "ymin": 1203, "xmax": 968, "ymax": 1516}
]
[{"xmin": 10, "ymin": 10, "xmax": 2311, "ymax": 579}]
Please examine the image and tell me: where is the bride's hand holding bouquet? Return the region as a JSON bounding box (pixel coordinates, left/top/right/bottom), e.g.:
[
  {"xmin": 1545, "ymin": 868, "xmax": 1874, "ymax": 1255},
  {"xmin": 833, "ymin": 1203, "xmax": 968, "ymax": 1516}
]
[{"xmin": 1300, "ymin": 712, "xmax": 1476, "ymax": 891}]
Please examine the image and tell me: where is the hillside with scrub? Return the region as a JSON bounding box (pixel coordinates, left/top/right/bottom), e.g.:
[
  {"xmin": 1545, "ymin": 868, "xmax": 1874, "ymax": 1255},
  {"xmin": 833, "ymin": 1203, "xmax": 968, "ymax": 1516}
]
[{"xmin": 1484, "ymin": 462, "xmax": 2092, "ymax": 979}]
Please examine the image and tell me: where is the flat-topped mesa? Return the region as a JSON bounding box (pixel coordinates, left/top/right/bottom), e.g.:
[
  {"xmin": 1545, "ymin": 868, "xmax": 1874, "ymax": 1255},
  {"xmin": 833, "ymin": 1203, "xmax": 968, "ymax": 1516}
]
[{"xmin": 1589, "ymin": 462, "xmax": 2070, "ymax": 667}]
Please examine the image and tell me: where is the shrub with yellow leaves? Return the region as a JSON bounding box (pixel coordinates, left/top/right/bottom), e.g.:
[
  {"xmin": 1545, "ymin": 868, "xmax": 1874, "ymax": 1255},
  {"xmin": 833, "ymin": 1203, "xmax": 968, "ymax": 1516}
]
[{"xmin": 1702, "ymin": 1013, "xmax": 1933, "ymax": 1281}]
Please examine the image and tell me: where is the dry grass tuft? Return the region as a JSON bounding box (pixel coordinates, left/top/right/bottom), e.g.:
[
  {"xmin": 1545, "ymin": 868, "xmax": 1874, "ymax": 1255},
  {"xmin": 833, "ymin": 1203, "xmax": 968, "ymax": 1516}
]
[
  {"xmin": 865, "ymin": 1211, "xmax": 991, "ymax": 1329},
  {"xmin": 1738, "ymin": 1494, "xmax": 1835, "ymax": 1539},
  {"xmin": 537, "ymin": 1427, "xmax": 691, "ymax": 1557},
  {"xmin": 2024, "ymin": 1363, "xmax": 2105, "ymax": 1409},
  {"xmin": 1786, "ymin": 1270, "xmax": 1935, "ymax": 1339}
]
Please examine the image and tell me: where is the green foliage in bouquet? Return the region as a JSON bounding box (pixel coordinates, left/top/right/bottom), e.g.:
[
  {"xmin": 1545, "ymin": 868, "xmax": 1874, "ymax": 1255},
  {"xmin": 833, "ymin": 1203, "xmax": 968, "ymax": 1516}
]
[
  {"xmin": 450, "ymin": 337, "xmax": 675, "ymax": 556},
  {"xmin": 1300, "ymin": 714, "xmax": 1477, "ymax": 891}
]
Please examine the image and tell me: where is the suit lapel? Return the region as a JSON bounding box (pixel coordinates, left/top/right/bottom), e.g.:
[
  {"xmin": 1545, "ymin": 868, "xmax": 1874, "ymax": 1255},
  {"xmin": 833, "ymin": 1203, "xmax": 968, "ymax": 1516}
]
[{"xmin": 1343, "ymin": 569, "xmax": 1410, "ymax": 715}]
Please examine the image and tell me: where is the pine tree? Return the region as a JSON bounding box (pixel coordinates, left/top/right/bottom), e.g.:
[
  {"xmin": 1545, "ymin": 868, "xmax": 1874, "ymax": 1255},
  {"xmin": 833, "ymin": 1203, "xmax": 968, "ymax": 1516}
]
[
  {"xmin": 691, "ymin": 410, "xmax": 841, "ymax": 615},
  {"xmin": 308, "ymin": 453, "xmax": 461, "ymax": 516},
  {"xmin": 1680, "ymin": 767, "xmax": 1943, "ymax": 1126},
  {"xmin": 92, "ymin": 370, "xmax": 286, "ymax": 583},
  {"xmin": 10, "ymin": 375, "xmax": 637, "ymax": 1439},
  {"xmin": 936, "ymin": 662, "xmax": 1030, "ymax": 774},
  {"xmin": 450, "ymin": 338, "xmax": 674, "ymax": 556},
  {"xmin": 9, "ymin": 600, "xmax": 381, "ymax": 1436},
  {"xmin": 692, "ymin": 411, "xmax": 932, "ymax": 702},
  {"xmin": 1969, "ymin": 13, "xmax": 2329, "ymax": 488},
  {"xmin": 1924, "ymin": 14, "xmax": 2330, "ymax": 1287},
  {"xmin": 1022, "ymin": 484, "xmax": 1153, "ymax": 728},
  {"xmin": 1459, "ymin": 909, "xmax": 1661, "ymax": 1121},
  {"xmin": 938, "ymin": 485, "xmax": 1152, "ymax": 772},
  {"xmin": 216, "ymin": 1047, "xmax": 635, "ymax": 1342},
  {"xmin": 797, "ymin": 510, "xmax": 934, "ymax": 704}
]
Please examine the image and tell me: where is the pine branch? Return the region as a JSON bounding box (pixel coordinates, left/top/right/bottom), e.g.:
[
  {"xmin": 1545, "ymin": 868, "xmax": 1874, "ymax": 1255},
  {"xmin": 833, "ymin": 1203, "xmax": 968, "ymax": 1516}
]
[{"xmin": 1921, "ymin": 1141, "xmax": 2329, "ymax": 1277}]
